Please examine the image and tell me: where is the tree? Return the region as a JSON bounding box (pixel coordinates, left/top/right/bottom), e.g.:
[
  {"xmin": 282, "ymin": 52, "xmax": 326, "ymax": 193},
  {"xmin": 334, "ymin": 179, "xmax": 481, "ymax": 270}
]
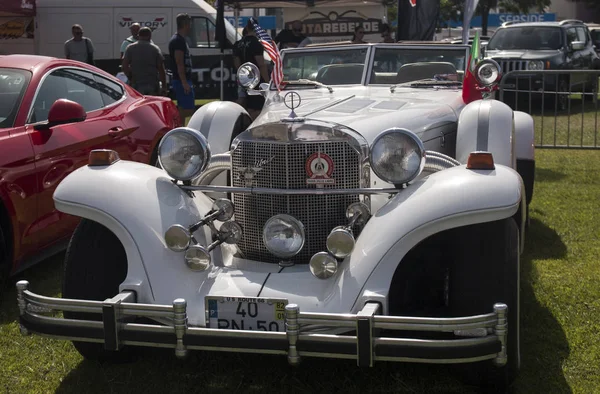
[{"xmin": 499, "ymin": 0, "xmax": 551, "ymax": 13}]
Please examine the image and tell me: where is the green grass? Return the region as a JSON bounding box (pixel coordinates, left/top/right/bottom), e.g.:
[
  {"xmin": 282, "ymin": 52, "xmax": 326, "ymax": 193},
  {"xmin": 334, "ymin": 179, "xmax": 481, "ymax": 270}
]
[{"xmin": 1, "ymin": 149, "xmax": 600, "ymax": 393}]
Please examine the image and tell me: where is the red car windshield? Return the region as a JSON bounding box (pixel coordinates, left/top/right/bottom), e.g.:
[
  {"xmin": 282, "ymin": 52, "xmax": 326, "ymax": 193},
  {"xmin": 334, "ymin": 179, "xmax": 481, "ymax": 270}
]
[{"xmin": 0, "ymin": 68, "xmax": 31, "ymax": 128}]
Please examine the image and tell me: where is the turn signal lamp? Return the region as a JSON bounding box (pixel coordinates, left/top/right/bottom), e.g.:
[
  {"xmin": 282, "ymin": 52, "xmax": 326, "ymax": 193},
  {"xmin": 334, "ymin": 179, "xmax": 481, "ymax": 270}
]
[
  {"xmin": 466, "ymin": 152, "xmax": 495, "ymax": 170},
  {"xmin": 88, "ymin": 149, "xmax": 120, "ymax": 167}
]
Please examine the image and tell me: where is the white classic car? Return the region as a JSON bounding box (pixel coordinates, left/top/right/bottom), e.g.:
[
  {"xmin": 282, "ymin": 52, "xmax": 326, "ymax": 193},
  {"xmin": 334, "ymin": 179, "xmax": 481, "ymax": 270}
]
[{"xmin": 17, "ymin": 43, "xmax": 535, "ymax": 389}]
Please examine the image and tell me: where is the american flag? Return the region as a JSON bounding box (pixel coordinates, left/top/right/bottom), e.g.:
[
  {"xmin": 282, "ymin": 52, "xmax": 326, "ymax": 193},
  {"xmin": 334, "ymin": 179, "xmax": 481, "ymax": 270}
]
[{"xmin": 250, "ymin": 18, "xmax": 284, "ymax": 90}]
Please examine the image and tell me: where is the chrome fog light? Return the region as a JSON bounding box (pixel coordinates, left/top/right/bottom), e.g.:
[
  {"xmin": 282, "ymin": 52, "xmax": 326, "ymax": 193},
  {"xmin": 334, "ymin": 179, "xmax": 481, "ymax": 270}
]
[
  {"xmin": 309, "ymin": 252, "xmax": 338, "ymax": 279},
  {"xmin": 263, "ymin": 214, "xmax": 305, "ymax": 259},
  {"xmin": 326, "ymin": 226, "xmax": 355, "ymax": 259},
  {"xmin": 165, "ymin": 224, "xmax": 191, "ymax": 252},
  {"xmin": 184, "ymin": 245, "xmax": 211, "ymax": 271}
]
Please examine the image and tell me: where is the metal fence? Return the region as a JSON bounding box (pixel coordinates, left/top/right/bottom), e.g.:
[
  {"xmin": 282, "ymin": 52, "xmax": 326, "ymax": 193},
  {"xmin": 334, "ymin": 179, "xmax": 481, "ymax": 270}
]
[{"xmin": 497, "ymin": 70, "xmax": 600, "ymax": 149}]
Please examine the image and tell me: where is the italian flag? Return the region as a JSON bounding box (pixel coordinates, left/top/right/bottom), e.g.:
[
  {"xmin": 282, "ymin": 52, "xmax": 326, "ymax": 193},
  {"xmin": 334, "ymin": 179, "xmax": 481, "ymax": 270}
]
[{"xmin": 462, "ymin": 31, "xmax": 483, "ymax": 104}]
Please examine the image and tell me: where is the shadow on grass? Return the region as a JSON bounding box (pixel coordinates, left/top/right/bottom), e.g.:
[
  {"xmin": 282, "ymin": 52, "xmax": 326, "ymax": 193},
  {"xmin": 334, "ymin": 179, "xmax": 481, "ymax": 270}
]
[
  {"xmin": 535, "ymin": 168, "xmax": 567, "ymax": 183},
  {"xmin": 0, "ymin": 252, "xmax": 64, "ymax": 325},
  {"xmin": 0, "ymin": 220, "xmax": 571, "ymax": 394},
  {"xmin": 514, "ymin": 218, "xmax": 571, "ymax": 394}
]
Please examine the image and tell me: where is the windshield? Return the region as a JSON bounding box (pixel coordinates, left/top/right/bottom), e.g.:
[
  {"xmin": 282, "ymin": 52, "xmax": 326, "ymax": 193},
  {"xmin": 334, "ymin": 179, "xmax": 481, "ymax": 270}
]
[
  {"xmin": 282, "ymin": 47, "xmax": 369, "ymax": 86},
  {"xmin": 487, "ymin": 27, "xmax": 563, "ymax": 50},
  {"xmin": 0, "ymin": 68, "xmax": 31, "ymax": 128},
  {"xmin": 370, "ymin": 47, "xmax": 467, "ymax": 85}
]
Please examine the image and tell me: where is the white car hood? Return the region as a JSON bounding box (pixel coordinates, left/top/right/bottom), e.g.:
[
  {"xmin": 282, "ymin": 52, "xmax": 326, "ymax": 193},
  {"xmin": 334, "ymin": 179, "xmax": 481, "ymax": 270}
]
[{"xmin": 251, "ymin": 86, "xmax": 466, "ymax": 143}]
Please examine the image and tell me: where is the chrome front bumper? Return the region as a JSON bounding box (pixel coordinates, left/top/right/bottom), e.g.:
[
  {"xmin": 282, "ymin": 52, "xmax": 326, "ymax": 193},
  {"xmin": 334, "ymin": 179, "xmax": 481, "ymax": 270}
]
[{"xmin": 16, "ymin": 280, "xmax": 508, "ymax": 367}]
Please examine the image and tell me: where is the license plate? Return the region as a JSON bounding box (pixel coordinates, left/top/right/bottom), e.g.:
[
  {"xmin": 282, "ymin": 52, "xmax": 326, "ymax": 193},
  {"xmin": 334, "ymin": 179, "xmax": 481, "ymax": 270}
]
[{"xmin": 205, "ymin": 296, "xmax": 288, "ymax": 332}]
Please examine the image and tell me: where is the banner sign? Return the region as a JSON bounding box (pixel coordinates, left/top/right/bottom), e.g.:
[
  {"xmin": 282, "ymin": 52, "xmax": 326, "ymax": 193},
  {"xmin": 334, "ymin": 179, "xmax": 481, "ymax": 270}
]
[
  {"xmin": 225, "ymin": 16, "xmax": 276, "ymax": 30},
  {"xmin": 287, "ymin": 10, "xmax": 382, "ymax": 37},
  {"xmin": 445, "ymin": 13, "xmax": 557, "ymax": 28},
  {"xmin": 0, "ymin": 17, "xmax": 34, "ymax": 39}
]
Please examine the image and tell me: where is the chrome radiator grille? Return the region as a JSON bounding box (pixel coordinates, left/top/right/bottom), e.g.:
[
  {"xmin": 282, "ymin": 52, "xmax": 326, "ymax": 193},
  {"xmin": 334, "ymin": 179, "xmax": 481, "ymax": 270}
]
[{"xmin": 232, "ymin": 140, "xmax": 361, "ymax": 264}]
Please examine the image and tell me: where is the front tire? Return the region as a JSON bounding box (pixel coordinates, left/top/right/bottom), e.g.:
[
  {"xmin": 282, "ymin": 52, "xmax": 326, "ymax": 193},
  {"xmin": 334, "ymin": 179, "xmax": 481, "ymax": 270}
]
[
  {"xmin": 62, "ymin": 219, "xmax": 134, "ymax": 362},
  {"xmin": 388, "ymin": 218, "xmax": 520, "ymax": 390}
]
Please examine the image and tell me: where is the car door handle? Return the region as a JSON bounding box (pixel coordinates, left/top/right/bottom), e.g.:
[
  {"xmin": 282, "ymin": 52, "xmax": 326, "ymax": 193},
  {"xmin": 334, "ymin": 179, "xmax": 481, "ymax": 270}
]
[{"xmin": 108, "ymin": 126, "xmax": 124, "ymax": 137}]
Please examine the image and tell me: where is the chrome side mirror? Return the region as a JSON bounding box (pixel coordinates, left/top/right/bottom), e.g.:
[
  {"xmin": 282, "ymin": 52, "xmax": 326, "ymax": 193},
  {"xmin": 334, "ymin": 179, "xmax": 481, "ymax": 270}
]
[
  {"xmin": 571, "ymin": 41, "xmax": 585, "ymax": 51},
  {"xmin": 237, "ymin": 62, "xmax": 260, "ymax": 89},
  {"xmin": 247, "ymin": 82, "xmax": 270, "ymax": 96}
]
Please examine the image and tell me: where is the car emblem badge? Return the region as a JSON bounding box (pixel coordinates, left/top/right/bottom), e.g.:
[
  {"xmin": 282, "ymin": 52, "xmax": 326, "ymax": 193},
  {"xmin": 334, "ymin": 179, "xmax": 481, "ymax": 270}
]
[
  {"xmin": 284, "ymin": 91, "xmax": 301, "ymax": 119},
  {"xmin": 306, "ymin": 150, "xmax": 335, "ymax": 186},
  {"xmin": 237, "ymin": 157, "xmax": 274, "ymax": 187}
]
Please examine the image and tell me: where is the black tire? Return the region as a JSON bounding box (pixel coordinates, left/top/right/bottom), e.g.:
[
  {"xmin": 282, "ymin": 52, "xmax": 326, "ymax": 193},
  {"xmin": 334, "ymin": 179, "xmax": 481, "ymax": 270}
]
[
  {"xmin": 516, "ymin": 159, "xmax": 535, "ymax": 228},
  {"xmin": 0, "ymin": 224, "xmax": 9, "ymax": 293},
  {"xmin": 62, "ymin": 219, "xmax": 134, "ymax": 362},
  {"xmin": 451, "ymin": 219, "xmax": 520, "ymax": 391},
  {"xmin": 554, "ymin": 78, "xmax": 569, "ymax": 112},
  {"xmin": 388, "ymin": 218, "xmax": 520, "ymax": 391}
]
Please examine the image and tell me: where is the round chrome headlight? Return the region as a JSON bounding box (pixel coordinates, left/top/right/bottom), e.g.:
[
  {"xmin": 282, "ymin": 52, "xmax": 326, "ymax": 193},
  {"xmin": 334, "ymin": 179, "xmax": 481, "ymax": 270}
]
[
  {"xmin": 474, "ymin": 59, "xmax": 502, "ymax": 87},
  {"xmin": 527, "ymin": 60, "xmax": 544, "ymax": 71},
  {"xmin": 165, "ymin": 224, "xmax": 191, "ymax": 252},
  {"xmin": 237, "ymin": 62, "xmax": 260, "ymax": 89},
  {"xmin": 184, "ymin": 245, "xmax": 211, "ymax": 271},
  {"xmin": 369, "ymin": 128, "xmax": 425, "ymax": 185},
  {"xmin": 326, "ymin": 226, "xmax": 355, "ymax": 259},
  {"xmin": 262, "ymin": 214, "xmax": 305, "ymax": 259},
  {"xmin": 309, "ymin": 252, "xmax": 338, "ymax": 280},
  {"xmin": 158, "ymin": 127, "xmax": 211, "ymax": 181}
]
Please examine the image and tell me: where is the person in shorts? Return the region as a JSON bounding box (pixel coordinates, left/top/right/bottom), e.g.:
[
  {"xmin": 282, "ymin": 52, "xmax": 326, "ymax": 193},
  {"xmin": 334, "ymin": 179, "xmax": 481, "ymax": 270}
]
[{"xmin": 168, "ymin": 13, "xmax": 195, "ymax": 120}]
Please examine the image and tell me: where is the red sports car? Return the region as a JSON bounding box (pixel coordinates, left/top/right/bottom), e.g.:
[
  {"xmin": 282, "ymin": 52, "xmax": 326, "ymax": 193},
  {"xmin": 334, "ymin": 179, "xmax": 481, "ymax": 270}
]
[{"xmin": 0, "ymin": 55, "xmax": 181, "ymax": 286}]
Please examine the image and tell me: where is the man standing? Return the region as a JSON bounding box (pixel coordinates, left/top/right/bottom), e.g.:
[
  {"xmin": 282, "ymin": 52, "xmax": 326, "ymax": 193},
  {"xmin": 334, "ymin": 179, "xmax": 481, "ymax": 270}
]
[
  {"xmin": 64, "ymin": 24, "xmax": 95, "ymax": 65},
  {"xmin": 168, "ymin": 13, "xmax": 195, "ymax": 120},
  {"xmin": 274, "ymin": 20, "xmax": 306, "ymax": 50},
  {"xmin": 233, "ymin": 20, "xmax": 270, "ymax": 120},
  {"xmin": 122, "ymin": 27, "xmax": 167, "ymax": 96},
  {"xmin": 120, "ymin": 23, "xmax": 141, "ymax": 59}
]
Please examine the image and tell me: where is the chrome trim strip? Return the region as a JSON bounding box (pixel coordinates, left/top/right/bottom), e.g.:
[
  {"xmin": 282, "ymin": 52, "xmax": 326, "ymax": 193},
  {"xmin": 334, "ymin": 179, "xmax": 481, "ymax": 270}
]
[
  {"xmin": 182, "ymin": 185, "xmax": 400, "ymax": 195},
  {"xmin": 25, "ymin": 65, "xmax": 128, "ymax": 125}
]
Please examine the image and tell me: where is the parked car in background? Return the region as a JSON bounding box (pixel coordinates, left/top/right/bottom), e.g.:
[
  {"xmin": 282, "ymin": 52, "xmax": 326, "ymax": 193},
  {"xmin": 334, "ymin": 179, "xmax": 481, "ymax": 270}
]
[
  {"xmin": 0, "ymin": 54, "xmax": 181, "ymax": 288},
  {"xmin": 485, "ymin": 20, "xmax": 599, "ymax": 109},
  {"xmin": 587, "ymin": 23, "xmax": 600, "ymax": 55}
]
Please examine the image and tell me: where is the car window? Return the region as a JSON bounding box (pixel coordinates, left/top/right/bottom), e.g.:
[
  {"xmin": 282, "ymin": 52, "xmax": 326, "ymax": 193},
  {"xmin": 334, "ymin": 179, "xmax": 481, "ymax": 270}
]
[
  {"xmin": 30, "ymin": 68, "xmax": 105, "ymax": 123},
  {"xmin": 487, "ymin": 27, "xmax": 563, "ymax": 50},
  {"xmin": 93, "ymin": 74, "xmax": 124, "ymax": 106},
  {"xmin": 566, "ymin": 28, "xmax": 578, "ymax": 46},
  {"xmin": 371, "ymin": 47, "xmax": 467, "ymax": 84},
  {"xmin": 0, "ymin": 68, "xmax": 31, "ymax": 128},
  {"xmin": 190, "ymin": 17, "xmax": 217, "ymax": 48},
  {"xmin": 592, "ymin": 30, "xmax": 600, "ymax": 43},
  {"xmin": 281, "ymin": 48, "xmax": 368, "ymax": 85},
  {"xmin": 575, "ymin": 27, "xmax": 588, "ymax": 44}
]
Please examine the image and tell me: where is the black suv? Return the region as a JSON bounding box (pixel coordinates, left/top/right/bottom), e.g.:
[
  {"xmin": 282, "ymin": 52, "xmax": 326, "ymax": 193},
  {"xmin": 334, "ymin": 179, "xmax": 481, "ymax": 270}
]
[{"xmin": 484, "ymin": 20, "xmax": 599, "ymax": 109}]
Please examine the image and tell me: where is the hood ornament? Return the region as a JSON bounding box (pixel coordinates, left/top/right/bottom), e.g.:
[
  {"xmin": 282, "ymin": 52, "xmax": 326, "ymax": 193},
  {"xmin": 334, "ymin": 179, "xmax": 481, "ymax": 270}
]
[{"xmin": 282, "ymin": 91, "xmax": 305, "ymax": 123}]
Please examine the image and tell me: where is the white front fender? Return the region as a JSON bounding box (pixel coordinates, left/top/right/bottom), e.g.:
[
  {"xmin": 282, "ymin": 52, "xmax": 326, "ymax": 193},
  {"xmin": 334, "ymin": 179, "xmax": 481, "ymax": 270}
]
[
  {"xmin": 456, "ymin": 99, "xmax": 515, "ymax": 168},
  {"xmin": 53, "ymin": 161, "xmax": 216, "ymax": 305}
]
